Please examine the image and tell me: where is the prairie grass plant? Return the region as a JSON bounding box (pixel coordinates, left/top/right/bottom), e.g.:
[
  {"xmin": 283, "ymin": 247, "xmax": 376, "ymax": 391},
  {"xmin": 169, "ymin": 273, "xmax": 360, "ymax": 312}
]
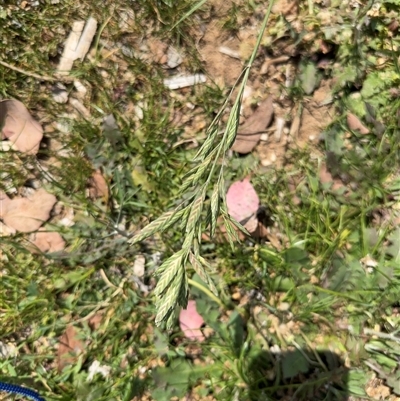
[{"xmin": 1, "ymin": 1, "xmax": 400, "ymax": 400}]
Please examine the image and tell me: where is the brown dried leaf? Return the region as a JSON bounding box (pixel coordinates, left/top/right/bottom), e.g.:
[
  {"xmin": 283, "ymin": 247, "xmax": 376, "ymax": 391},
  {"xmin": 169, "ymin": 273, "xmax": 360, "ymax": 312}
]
[
  {"xmin": 287, "ymin": 176, "xmax": 301, "ymax": 206},
  {"xmin": 0, "ymin": 221, "xmax": 16, "ymax": 236},
  {"xmin": 231, "ymin": 96, "xmax": 274, "ymax": 154},
  {"xmin": 88, "ymin": 312, "xmax": 104, "ymax": 331},
  {"xmin": 347, "ymin": 113, "xmax": 370, "ymax": 134},
  {"xmin": 57, "ymin": 325, "xmax": 85, "ymax": 372},
  {"xmin": 243, "ymin": 214, "xmax": 259, "ymax": 233},
  {"xmin": 147, "ymin": 38, "xmax": 169, "ymax": 64},
  {"xmin": 252, "ymin": 221, "xmax": 269, "ymax": 239},
  {"xmin": 2, "ymin": 188, "xmax": 57, "ymax": 232},
  {"xmin": 272, "ymin": 0, "xmax": 298, "ymax": 15},
  {"xmin": 289, "ymin": 113, "xmax": 301, "ymax": 138},
  {"xmin": 0, "ymin": 99, "xmax": 43, "ymax": 154},
  {"xmin": 88, "ymin": 170, "xmax": 109, "ymax": 200},
  {"xmin": 0, "ymin": 191, "xmax": 11, "ymax": 219},
  {"xmin": 319, "ymin": 163, "xmax": 346, "ymax": 191},
  {"xmin": 319, "ymin": 163, "xmax": 334, "ymax": 184},
  {"xmin": 28, "ymin": 228, "xmax": 65, "ymax": 253}
]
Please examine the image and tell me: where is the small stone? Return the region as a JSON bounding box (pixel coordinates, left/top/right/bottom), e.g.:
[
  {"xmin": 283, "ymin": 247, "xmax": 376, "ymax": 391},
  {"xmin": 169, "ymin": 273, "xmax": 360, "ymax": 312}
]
[
  {"xmin": 231, "ymin": 291, "xmax": 241, "ymax": 301},
  {"xmin": 167, "ymin": 46, "xmax": 183, "ymax": 68},
  {"xmin": 277, "ymin": 302, "xmax": 290, "ymax": 311},
  {"xmin": 74, "ymin": 80, "xmax": 87, "ymax": 99},
  {"xmin": 261, "ymin": 158, "xmax": 272, "ymax": 167},
  {"xmin": 133, "ymin": 254, "xmax": 146, "ymax": 278},
  {"xmin": 52, "ymin": 83, "xmax": 68, "ymax": 104}
]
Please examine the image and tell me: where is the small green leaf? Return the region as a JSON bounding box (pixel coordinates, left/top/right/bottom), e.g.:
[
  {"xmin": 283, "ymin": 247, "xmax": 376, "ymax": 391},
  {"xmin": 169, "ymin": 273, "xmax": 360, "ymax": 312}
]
[
  {"xmin": 386, "ymin": 228, "xmax": 400, "ymax": 262},
  {"xmin": 361, "ymin": 72, "xmax": 384, "ymax": 99},
  {"xmin": 152, "ymin": 359, "xmax": 192, "ymax": 399},
  {"xmin": 299, "ymin": 61, "xmax": 318, "ymax": 95},
  {"xmin": 333, "ymin": 65, "xmax": 358, "ymax": 88},
  {"xmin": 347, "ymin": 369, "xmax": 368, "ymax": 396},
  {"xmin": 281, "ymin": 349, "xmax": 309, "ymax": 379},
  {"xmin": 386, "ymin": 368, "xmax": 400, "ymax": 395}
]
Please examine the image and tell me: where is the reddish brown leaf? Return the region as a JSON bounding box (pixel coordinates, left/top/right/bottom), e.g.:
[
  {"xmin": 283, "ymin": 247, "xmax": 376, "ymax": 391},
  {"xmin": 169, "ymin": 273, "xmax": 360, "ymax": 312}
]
[
  {"xmin": 57, "ymin": 325, "xmax": 85, "ymax": 372},
  {"xmin": 319, "ymin": 163, "xmax": 334, "ymax": 185},
  {"xmin": 388, "ymin": 20, "xmax": 399, "ymax": 32},
  {"xmin": 287, "ymin": 176, "xmax": 301, "ymax": 206},
  {"xmin": 88, "ymin": 170, "xmax": 109, "ymax": 200},
  {"xmin": 319, "ymin": 163, "xmax": 346, "ymax": 191},
  {"xmin": 88, "ymin": 312, "xmax": 104, "ymax": 331},
  {"xmin": 252, "ymin": 221, "xmax": 269, "ymax": 239},
  {"xmin": 347, "ymin": 113, "xmax": 370, "ymax": 134},
  {"xmin": 231, "ymin": 96, "xmax": 274, "ymax": 154},
  {"xmin": 1, "ymin": 188, "xmax": 56, "ymax": 232},
  {"xmin": 0, "ymin": 99, "xmax": 43, "ymax": 154}
]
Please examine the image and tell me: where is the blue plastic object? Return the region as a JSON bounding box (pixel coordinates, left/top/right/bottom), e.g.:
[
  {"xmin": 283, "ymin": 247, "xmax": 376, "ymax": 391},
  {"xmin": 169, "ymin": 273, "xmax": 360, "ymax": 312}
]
[{"xmin": 0, "ymin": 381, "xmax": 45, "ymax": 401}]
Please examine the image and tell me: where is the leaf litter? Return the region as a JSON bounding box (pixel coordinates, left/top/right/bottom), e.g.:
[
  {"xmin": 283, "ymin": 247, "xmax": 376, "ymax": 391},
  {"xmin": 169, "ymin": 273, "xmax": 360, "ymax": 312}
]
[
  {"xmin": 0, "ymin": 99, "xmax": 43, "ymax": 155},
  {"xmin": 88, "ymin": 169, "xmax": 109, "ymax": 200},
  {"xmin": 28, "ymin": 228, "xmax": 66, "ymax": 253},
  {"xmin": 1, "ymin": 188, "xmax": 57, "ymax": 233},
  {"xmin": 57, "ymin": 325, "xmax": 85, "ymax": 372},
  {"xmin": 347, "ymin": 112, "xmax": 370, "ymax": 135},
  {"xmin": 231, "ymin": 96, "xmax": 274, "ymax": 154},
  {"xmin": 226, "ymin": 177, "xmax": 260, "ymax": 234}
]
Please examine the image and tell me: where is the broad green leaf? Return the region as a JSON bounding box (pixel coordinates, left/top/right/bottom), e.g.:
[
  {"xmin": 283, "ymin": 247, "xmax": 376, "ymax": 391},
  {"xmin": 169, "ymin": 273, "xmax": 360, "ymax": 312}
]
[{"xmin": 281, "ymin": 349, "xmax": 309, "ymax": 379}]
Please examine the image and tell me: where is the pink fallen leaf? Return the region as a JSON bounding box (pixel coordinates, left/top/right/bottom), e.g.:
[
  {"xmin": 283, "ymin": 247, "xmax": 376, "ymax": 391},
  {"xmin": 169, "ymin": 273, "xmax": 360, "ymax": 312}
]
[
  {"xmin": 179, "ymin": 300, "xmax": 205, "ymax": 341},
  {"xmin": 347, "ymin": 113, "xmax": 370, "ymax": 134},
  {"xmin": 0, "ymin": 99, "xmax": 43, "ymax": 154},
  {"xmin": 231, "ymin": 96, "xmax": 274, "ymax": 154},
  {"xmin": 226, "ymin": 178, "xmax": 260, "ymax": 224},
  {"xmin": 1, "ymin": 188, "xmax": 57, "ymax": 232},
  {"xmin": 29, "ymin": 228, "xmax": 65, "ymax": 253}
]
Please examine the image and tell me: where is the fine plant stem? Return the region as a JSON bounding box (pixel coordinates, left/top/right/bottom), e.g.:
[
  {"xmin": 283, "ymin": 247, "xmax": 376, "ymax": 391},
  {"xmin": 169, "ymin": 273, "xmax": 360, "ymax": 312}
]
[
  {"xmin": 170, "ymin": 0, "xmax": 208, "ymax": 30},
  {"xmin": 188, "ymin": 278, "xmax": 224, "ymax": 307},
  {"xmin": 0, "ymin": 60, "xmax": 74, "ymax": 82},
  {"xmin": 363, "ymin": 328, "xmax": 400, "ymax": 343}
]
